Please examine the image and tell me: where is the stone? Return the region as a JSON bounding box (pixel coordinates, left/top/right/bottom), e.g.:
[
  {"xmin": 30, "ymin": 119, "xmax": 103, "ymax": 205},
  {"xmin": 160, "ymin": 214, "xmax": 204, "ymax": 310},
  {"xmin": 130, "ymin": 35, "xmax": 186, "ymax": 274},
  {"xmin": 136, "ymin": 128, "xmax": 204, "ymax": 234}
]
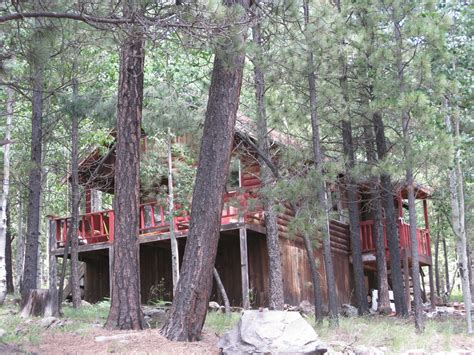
[
  {"xmin": 81, "ymin": 300, "xmax": 92, "ymax": 307},
  {"xmin": 143, "ymin": 308, "xmax": 167, "ymax": 328},
  {"xmin": 39, "ymin": 316, "xmax": 59, "ymax": 329},
  {"xmin": 218, "ymin": 309, "xmax": 327, "ymax": 354},
  {"xmin": 341, "ymin": 304, "xmax": 358, "ymax": 317},
  {"xmin": 95, "ymin": 333, "xmax": 141, "ymax": 343},
  {"xmin": 353, "ymin": 345, "xmax": 384, "ymax": 355},
  {"xmin": 299, "ymin": 300, "xmax": 315, "ymax": 315},
  {"xmin": 0, "ymin": 328, "xmax": 5, "ymax": 337},
  {"xmin": 209, "ymin": 301, "xmax": 220, "ymax": 311}
]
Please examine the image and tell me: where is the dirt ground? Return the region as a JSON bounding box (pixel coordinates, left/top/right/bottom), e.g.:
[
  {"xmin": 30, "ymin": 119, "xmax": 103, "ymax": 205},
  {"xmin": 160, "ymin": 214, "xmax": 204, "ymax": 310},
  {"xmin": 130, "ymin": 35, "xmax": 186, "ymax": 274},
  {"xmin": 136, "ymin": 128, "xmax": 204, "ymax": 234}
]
[{"xmin": 26, "ymin": 327, "xmax": 220, "ymax": 354}]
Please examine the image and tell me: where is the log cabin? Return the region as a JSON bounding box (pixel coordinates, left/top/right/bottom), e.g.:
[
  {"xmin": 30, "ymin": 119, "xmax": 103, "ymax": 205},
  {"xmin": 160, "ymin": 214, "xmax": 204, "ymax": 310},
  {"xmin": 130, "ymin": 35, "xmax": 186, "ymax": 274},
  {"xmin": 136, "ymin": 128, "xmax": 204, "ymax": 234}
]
[{"xmin": 49, "ymin": 116, "xmax": 433, "ymax": 311}]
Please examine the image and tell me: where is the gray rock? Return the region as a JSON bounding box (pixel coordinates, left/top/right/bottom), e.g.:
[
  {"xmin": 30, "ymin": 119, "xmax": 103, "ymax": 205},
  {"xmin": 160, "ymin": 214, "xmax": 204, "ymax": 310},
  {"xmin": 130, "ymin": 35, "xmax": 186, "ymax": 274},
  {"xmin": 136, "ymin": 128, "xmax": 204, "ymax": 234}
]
[
  {"xmin": 39, "ymin": 316, "xmax": 59, "ymax": 328},
  {"xmin": 209, "ymin": 301, "xmax": 220, "ymax": 311},
  {"xmin": 299, "ymin": 300, "xmax": 315, "ymax": 315},
  {"xmin": 143, "ymin": 308, "xmax": 167, "ymax": 328},
  {"xmin": 341, "ymin": 304, "xmax": 358, "ymax": 317},
  {"xmin": 0, "ymin": 328, "xmax": 6, "ymax": 337},
  {"xmin": 218, "ymin": 309, "xmax": 327, "ymax": 354},
  {"xmin": 353, "ymin": 345, "xmax": 384, "ymax": 355}
]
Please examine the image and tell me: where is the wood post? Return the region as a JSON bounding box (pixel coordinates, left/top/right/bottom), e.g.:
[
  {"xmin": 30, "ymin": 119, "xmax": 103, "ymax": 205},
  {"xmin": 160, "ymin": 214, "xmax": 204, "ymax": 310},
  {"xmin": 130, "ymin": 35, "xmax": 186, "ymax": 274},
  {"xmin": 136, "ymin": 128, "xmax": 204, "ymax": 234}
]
[
  {"xmin": 47, "ymin": 219, "xmax": 59, "ymax": 316},
  {"xmin": 239, "ymin": 226, "xmax": 250, "ymax": 309},
  {"xmin": 403, "ymin": 249, "xmax": 411, "ymax": 312},
  {"xmin": 423, "ymin": 199, "xmax": 429, "ymax": 230}
]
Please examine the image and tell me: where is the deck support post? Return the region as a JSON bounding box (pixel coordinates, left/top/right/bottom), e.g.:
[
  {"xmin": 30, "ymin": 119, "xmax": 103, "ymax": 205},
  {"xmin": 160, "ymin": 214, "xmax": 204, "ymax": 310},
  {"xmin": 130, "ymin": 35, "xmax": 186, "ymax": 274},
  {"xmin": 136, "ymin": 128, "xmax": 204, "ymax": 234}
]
[
  {"xmin": 108, "ymin": 245, "xmax": 114, "ymax": 298},
  {"xmin": 403, "ymin": 249, "xmax": 411, "ymax": 312},
  {"xmin": 239, "ymin": 226, "xmax": 250, "ymax": 309},
  {"xmin": 428, "ymin": 264, "xmax": 435, "ymax": 310}
]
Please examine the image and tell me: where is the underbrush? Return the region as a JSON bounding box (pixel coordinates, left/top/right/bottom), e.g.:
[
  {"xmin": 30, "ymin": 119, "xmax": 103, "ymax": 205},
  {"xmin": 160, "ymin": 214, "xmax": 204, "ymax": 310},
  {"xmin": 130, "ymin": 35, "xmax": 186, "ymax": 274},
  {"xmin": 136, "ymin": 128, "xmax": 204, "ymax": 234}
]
[{"xmin": 204, "ymin": 311, "xmax": 240, "ymax": 335}]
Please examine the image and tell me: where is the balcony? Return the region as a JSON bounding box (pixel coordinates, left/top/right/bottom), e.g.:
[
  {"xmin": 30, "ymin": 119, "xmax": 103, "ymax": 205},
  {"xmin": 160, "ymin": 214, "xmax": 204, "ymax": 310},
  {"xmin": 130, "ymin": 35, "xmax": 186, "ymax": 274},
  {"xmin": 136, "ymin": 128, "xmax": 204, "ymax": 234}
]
[
  {"xmin": 52, "ymin": 192, "xmax": 263, "ymax": 248},
  {"xmin": 359, "ymin": 219, "xmax": 431, "ymax": 265}
]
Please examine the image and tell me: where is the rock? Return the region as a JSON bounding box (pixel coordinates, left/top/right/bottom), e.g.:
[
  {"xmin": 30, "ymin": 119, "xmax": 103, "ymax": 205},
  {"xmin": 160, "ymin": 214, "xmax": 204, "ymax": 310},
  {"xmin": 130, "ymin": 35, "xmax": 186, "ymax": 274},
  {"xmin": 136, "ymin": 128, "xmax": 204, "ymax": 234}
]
[
  {"xmin": 353, "ymin": 345, "xmax": 384, "ymax": 355},
  {"xmin": 39, "ymin": 316, "xmax": 59, "ymax": 329},
  {"xmin": 95, "ymin": 333, "xmax": 141, "ymax": 343},
  {"xmin": 81, "ymin": 300, "xmax": 92, "ymax": 307},
  {"xmin": 0, "ymin": 328, "xmax": 5, "ymax": 337},
  {"xmin": 402, "ymin": 349, "xmax": 426, "ymax": 355},
  {"xmin": 209, "ymin": 301, "xmax": 220, "ymax": 311},
  {"xmin": 341, "ymin": 304, "xmax": 358, "ymax": 317},
  {"xmin": 218, "ymin": 309, "xmax": 327, "ymax": 354},
  {"xmin": 299, "ymin": 300, "xmax": 315, "ymax": 315}
]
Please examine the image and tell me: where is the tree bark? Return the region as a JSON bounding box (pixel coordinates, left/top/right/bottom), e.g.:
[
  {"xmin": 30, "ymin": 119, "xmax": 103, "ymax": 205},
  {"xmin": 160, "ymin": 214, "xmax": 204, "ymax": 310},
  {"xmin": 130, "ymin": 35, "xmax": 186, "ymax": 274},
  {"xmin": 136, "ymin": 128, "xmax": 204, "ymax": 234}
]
[
  {"xmin": 445, "ymin": 108, "xmax": 472, "ymax": 333},
  {"xmin": 16, "ymin": 193, "xmax": 25, "ymax": 291},
  {"xmin": 105, "ymin": 2, "xmax": 145, "ymax": 330},
  {"xmin": 443, "ymin": 236, "xmax": 450, "ymax": 294},
  {"xmin": 213, "ymin": 268, "xmax": 230, "ymax": 314},
  {"xmin": 168, "ymin": 129, "xmax": 179, "ymax": 295},
  {"xmin": 57, "ymin": 235, "xmax": 70, "ymax": 312},
  {"xmin": 0, "ymin": 86, "xmax": 13, "ymax": 303},
  {"xmin": 303, "ymin": 0, "xmax": 339, "ymax": 326},
  {"xmin": 161, "ymin": 0, "xmax": 250, "ymax": 341},
  {"xmin": 21, "ymin": 41, "xmax": 44, "ymax": 300},
  {"xmin": 302, "ymin": 230, "xmax": 324, "ymax": 322},
  {"xmin": 70, "ymin": 77, "xmax": 81, "ymax": 308},
  {"xmin": 435, "ymin": 215, "xmax": 440, "ymax": 296},
  {"xmin": 252, "ymin": 20, "xmax": 284, "ymax": 311},
  {"xmin": 6, "ymin": 204, "xmax": 14, "ymax": 293},
  {"xmin": 393, "ymin": 15, "xmax": 423, "ymax": 331},
  {"xmin": 373, "ymin": 112, "xmax": 407, "ymax": 316},
  {"xmin": 342, "ymin": 119, "xmax": 369, "ymax": 315}
]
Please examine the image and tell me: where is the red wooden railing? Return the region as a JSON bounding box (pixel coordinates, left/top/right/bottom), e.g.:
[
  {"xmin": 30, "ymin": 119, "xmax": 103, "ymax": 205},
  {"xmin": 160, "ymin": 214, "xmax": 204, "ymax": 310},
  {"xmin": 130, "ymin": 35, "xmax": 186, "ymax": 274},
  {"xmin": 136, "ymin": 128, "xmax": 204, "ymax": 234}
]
[
  {"xmin": 52, "ymin": 192, "xmax": 264, "ymax": 247},
  {"xmin": 359, "ymin": 219, "xmax": 431, "ymax": 258}
]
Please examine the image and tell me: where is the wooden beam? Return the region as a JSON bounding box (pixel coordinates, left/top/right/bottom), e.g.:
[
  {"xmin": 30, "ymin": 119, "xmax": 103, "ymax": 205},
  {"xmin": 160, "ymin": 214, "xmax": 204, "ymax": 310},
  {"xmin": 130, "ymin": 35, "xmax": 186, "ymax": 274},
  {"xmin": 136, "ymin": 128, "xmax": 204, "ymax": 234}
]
[
  {"xmin": 423, "ymin": 199, "xmax": 429, "ymax": 229},
  {"xmin": 239, "ymin": 227, "xmax": 250, "ymax": 309}
]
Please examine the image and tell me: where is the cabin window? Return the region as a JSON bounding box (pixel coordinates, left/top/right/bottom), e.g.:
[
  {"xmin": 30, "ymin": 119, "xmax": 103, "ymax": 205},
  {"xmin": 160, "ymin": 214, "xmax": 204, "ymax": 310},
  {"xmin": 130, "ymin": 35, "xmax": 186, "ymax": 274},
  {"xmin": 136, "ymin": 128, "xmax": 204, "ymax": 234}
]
[{"xmin": 227, "ymin": 159, "xmax": 241, "ymax": 192}]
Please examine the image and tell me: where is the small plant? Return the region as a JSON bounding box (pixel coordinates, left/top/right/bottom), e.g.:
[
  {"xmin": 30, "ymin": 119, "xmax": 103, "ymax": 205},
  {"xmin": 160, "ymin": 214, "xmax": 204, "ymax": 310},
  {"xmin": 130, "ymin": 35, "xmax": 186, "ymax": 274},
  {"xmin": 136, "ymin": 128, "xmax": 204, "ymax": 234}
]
[{"xmin": 148, "ymin": 278, "xmax": 170, "ymax": 304}]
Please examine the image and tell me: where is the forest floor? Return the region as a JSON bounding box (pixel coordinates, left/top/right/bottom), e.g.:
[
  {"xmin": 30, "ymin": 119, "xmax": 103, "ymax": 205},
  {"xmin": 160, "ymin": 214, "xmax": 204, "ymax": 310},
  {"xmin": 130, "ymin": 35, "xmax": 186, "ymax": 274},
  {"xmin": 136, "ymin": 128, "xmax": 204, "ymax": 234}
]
[{"xmin": 0, "ymin": 296, "xmax": 473, "ymax": 354}]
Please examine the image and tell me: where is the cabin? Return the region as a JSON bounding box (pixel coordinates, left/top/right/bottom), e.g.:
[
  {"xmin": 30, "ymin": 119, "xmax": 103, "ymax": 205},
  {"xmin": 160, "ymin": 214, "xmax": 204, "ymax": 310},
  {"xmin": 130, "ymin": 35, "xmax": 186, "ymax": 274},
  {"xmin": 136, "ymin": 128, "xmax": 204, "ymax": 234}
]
[{"xmin": 49, "ymin": 117, "xmax": 433, "ymax": 311}]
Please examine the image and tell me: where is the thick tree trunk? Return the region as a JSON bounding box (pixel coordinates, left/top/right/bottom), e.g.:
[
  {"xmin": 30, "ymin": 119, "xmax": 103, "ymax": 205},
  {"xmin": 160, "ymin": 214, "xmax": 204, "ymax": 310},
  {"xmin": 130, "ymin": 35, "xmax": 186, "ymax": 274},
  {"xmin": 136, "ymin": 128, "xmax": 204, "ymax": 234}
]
[
  {"xmin": 161, "ymin": 0, "xmax": 249, "ymax": 341},
  {"xmin": 213, "ymin": 268, "xmax": 230, "ymax": 314},
  {"xmin": 47, "ymin": 219, "xmax": 58, "ymax": 317},
  {"xmin": 105, "ymin": 6, "xmax": 145, "ymax": 330},
  {"xmin": 373, "ymin": 111, "xmax": 407, "ymax": 316},
  {"xmin": 252, "ymin": 21, "xmax": 284, "ymax": 311},
  {"xmin": 21, "ymin": 51, "xmax": 44, "ymax": 300},
  {"xmin": 0, "ymin": 86, "xmax": 13, "ymax": 303},
  {"xmin": 70, "ymin": 77, "xmax": 81, "ymax": 308},
  {"xmin": 6, "ymin": 204, "xmax": 14, "ymax": 293},
  {"xmin": 57, "ymin": 236, "xmax": 70, "ymax": 312},
  {"xmin": 342, "ymin": 120, "xmax": 369, "ymax": 315},
  {"xmin": 303, "ymin": 0, "xmax": 338, "ymax": 326}
]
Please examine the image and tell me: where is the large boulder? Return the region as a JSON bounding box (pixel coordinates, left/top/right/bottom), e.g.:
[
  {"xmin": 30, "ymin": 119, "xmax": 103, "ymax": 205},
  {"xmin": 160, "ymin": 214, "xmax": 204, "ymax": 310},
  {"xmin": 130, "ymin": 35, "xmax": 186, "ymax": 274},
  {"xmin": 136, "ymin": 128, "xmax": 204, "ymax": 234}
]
[{"xmin": 218, "ymin": 309, "xmax": 327, "ymax": 354}]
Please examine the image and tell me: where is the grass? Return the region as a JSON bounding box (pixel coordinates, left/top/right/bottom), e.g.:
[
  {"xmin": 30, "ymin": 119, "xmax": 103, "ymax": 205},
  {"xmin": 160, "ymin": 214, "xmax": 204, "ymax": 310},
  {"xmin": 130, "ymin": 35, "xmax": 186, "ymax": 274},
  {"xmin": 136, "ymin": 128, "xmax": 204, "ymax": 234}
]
[
  {"xmin": 313, "ymin": 315, "xmax": 472, "ymax": 353},
  {"xmin": 204, "ymin": 311, "xmax": 240, "ymax": 335}
]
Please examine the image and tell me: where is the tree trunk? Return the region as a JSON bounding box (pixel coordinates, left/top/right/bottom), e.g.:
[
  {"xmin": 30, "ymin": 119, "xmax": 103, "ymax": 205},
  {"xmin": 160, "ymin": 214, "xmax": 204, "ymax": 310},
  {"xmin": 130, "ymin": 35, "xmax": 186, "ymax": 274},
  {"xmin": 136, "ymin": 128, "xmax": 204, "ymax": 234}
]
[
  {"xmin": 363, "ymin": 121, "xmax": 391, "ymax": 314},
  {"xmin": 213, "ymin": 268, "xmax": 230, "ymax": 314},
  {"xmin": 47, "ymin": 219, "xmax": 58, "ymax": 317},
  {"xmin": 161, "ymin": 0, "xmax": 250, "ymax": 341},
  {"xmin": 372, "ymin": 111, "xmax": 407, "ymax": 316},
  {"xmin": 443, "ymin": 236, "xmax": 450, "ymax": 293},
  {"xmin": 21, "ymin": 46, "xmax": 44, "ymax": 300},
  {"xmin": 105, "ymin": 3, "xmax": 145, "ymax": 330},
  {"xmin": 303, "ymin": 0, "xmax": 339, "ymax": 326},
  {"xmin": 70, "ymin": 77, "xmax": 81, "ymax": 308},
  {"xmin": 342, "ymin": 119, "xmax": 369, "ymax": 315},
  {"xmin": 252, "ymin": 20, "xmax": 284, "ymax": 311},
  {"xmin": 435, "ymin": 214, "xmax": 440, "ymax": 296},
  {"xmin": 16, "ymin": 193, "xmax": 25, "ymax": 290},
  {"xmin": 393, "ymin": 15, "xmax": 423, "ymax": 331},
  {"xmin": 6, "ymin": 204, "xmax": 14, "ymax": 293},
  {"xmin": 57, "ymin": 236, "xmax": 70, "ymax": 312},
  {"xmin": 0, "ymin": 86, "xmax": 13, "ymax": 303},
  {"xmin": 445, "ymin": 109, "xmax": 472, "ymax": 333},
  {"xmin": 168, "ymin": 128, "xmax": 179, "ymax": 295}
]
